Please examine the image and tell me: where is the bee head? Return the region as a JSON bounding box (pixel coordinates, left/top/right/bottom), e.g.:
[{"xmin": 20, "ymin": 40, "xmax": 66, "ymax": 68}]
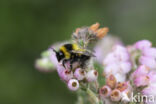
[{"xmin": 52, "ymin": 48, "xmax": 64, "ymax": 62}]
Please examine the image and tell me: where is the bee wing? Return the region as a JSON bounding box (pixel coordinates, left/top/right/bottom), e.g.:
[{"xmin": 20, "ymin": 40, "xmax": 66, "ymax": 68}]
[
  {"xmin": 71, "ymin": 50, "xmax": 95, "ymax": 57},
  {"xmin": 84, "ymin": 51, "xmax": 96, "ymax": 57}
]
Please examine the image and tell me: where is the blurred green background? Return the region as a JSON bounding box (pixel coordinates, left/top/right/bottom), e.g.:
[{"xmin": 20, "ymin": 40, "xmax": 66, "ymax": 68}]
[{"xmin": 0, "ymin": 0, "xmax": 156, "ymax": 104}]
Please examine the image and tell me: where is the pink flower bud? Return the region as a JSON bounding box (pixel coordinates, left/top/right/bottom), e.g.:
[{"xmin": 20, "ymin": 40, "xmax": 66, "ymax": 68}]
[
  {"xmin": 99, "ymin": 85, "xmax": 111, "ymax": 98},
  {"xmin": 86, "ymin": 70, "xmax": 98, "ymax": 82},
  {"xmin": 61, "ymin": 69, "xmax": 73, "ymax": 81},
  {"xmin": 74, "ymin": 68, "xmax": 86, "ymax": 80},
  {"xmin": 116, "ymin": 82, "xmax": 128, "ymax": 92},
  {"xmin": 110, "ymin": 89, "xmax": 122, "ymax": 102},
  {"xmin": 67, "ymin": 79, "xmax": 79, "ymax": 91},
  {"xmin": 134, "ymin": 40, "xmax": 152, "ymax": 50},
  {"xmin": 106, "ymin": 74, "xmax": 117, "ymax": 89}
]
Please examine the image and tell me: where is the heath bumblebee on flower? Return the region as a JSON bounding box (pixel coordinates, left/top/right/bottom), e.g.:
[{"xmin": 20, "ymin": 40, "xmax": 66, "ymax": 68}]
[{"xmin": 52, "ymin": 43, "xmax": 93, "ymax": 69}]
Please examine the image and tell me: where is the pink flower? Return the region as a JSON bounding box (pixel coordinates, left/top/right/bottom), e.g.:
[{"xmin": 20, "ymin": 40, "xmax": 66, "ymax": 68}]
[
  {"xmin": 113, "ymin": 45, "xmax": 130, "ymax": 62},
  {"xmin": 67, "ymin": 79, "xmax": 79, "ymax": 91},
  {"xmin": 114, "ymin": 73, "xmax": 126, "ymax": 82},
  {"xmin": 94, "ymin": 35, "xmax": 122, "ymax": 63},
  {"xmin": 74, "ymin": 68, "xmax": 86, "ymax": 80},
  {"xmin": 61, "ymin": 69, "xmax": 73, "ymax": 81},
  {"xmin": 120, "ymin": 62, "xmax": 132, "ymax": 74},
  {"xmin": 103, "ymin": 53, "xmax": 118, "ymax": 65},
  {"xmin": 142, "ymin": 85, "xmax": 156, "ymax": 96},
  {"xmin": 104, "ymin": 62, "xmax": 131, "ymax": 75},
  {"xmin": 148, "ymin": 71, "xmax": 156, "ymax": 85},
  {"xmin": 49, "ymin": 49, "xmax": 58, "ymax": 67},
  {"xmin": 139, "ymin": 56, "xmax": 156, "ymax": 69},
  {"xmin": 132, "ymin": 65, "xmax": 150, "ymax": 79},
  {"xmin": 110, "ymin": 89, "xmax": 122, "ymax": 102},
  {"xmin": 142, "ymin": 85, "xmax": 156, "ymax": 104},
  {"xmin": 134, "ymin": 75, "xmax": 150, "ymax": 87},
  {"xmin": 99, "ymin": 85, "xmax": 112, "ymax": 98},
  {"xmin": 142, "ymin": 47, "xmax": 156, "ymax": 58},
  {"xmin": 56, "ymin": 65, "xmax": 65, "ymax": 77},
  {"xmin": 132, "ymin": 65, "xmax": 151, "ymax": 87},
  {"xmin": 104, "ymin": 64, "xmax": 119, "ymax": 75},
  {"xmin": 86, "ymin": 70, "xmax": 98, "ymax": 82},
  {"xmin": 134, "ymin": 40, "xmax": 152, "ymax": 50},
  {"xmin": 103, "ymin": 44, "xmax": 131, "ymax": 83}
]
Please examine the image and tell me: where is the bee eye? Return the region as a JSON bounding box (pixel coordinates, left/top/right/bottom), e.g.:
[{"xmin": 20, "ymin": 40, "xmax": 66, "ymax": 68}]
[{"xmin": 59, "ymin": 52, "xmax": 63, "ymax": 56}]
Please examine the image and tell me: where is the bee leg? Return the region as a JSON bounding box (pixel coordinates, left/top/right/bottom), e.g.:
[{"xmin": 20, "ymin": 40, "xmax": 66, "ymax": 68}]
[
  {"xmin": 70, "ymin": 59, "xmax": 76, "ymax": 70},
  {"xmin": 70, "ymin": 64, "xmax": 73, "ymax": 70},
  {"xmin": 62, "ymin": 59, "xmax": 68, "ymax": 69}
]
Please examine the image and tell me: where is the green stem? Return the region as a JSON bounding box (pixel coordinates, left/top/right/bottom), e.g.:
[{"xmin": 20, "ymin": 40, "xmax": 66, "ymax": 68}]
[{"xmin": 86, "ymin": 88, "xmax": 100, "ymax": 104}]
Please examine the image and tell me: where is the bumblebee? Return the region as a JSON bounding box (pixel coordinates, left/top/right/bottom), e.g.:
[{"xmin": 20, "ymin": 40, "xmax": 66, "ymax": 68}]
[{"xmin": 53, "ymin": 43, "xmax": 92, "ymax": 69}]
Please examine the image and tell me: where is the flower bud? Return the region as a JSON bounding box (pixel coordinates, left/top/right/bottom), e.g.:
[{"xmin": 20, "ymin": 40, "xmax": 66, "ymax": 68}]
[
  {"xmin": 86, "ymin": 70, "xmax": 98, "ymax": 82},
  {"xmin": 99, "ymin": 85, "xmax": 111, "ymax": 98},
  {"xmin": 74, "ymin": 68, "xmax": 86, "ymax": 80},
  {"xmin": 35, "ymin": 58, "xmax": 54, "ymax": 72},
  {"xmin": 96, "ymin": 27, "xmax": 109, "ymax": 39},
  {"xmin": 89, "ymin": 22, "xmax": 100, "ymax": 32},
  {"xmin": 110, "ymin": 89, "xmax": 121, "ymax": 102},
  {"xmin": 67, "ymin": 79, "xmax": 79, "ymax": 91},
  {"xmin": 106, "ymin": 74, "xmax": 117, "ymax": 89},
  {"xmin": 116, "ymin": 82, "xmax": 128, "ymax": 92},
  {"xmin": 61, "ymin": 69, "xmax": 73, "ymax": 81}
]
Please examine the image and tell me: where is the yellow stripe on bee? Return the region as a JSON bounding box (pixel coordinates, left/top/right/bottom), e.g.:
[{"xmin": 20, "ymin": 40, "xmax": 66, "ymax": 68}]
[
  {"xmin": 72, "ymin": 44, "xmax": 79, "ymax": 50},
  {"xmin": 72, "ymin": 44, "xmax": 85, "ymax": 52},
  {"xmin": 60, "ymin": 46, "xmax": 70, "ymax": 59}
]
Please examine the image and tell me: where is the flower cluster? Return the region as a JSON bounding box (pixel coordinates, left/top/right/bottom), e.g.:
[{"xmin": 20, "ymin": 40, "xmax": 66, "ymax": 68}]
[
  {"xmin": 103, "ymin": 45, "xmax": 132, "ymax": 82},
  {"xmin": 51, "ymin": 23, "xmax": 109, "ymax": 91},
  {"xmin": 35, "ymin": 22, "xmax": 156, "ymax": 104},
  {"xmin": 135, "ymin": 40, "xmax": 156, "ymax": 69},
  {"xmin": 96, "ymin": 39, "xmax": 156, "ymax": 104},
  {"xmin": 131, "ymin": 40, "xmax": 156, "ymax": 104},
  {"xmin": 57, "ymin": 65, "xmax": 98, "ymax": 91},
  {"xmin": 99, "ymin": 74, "xmax": 131, "ymax": 103}
]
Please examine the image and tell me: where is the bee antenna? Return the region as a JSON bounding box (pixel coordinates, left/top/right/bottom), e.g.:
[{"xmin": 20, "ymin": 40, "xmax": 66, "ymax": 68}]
[{"xmin": 51, "ymin": 47, "xmax": 57, "ymax": 53}]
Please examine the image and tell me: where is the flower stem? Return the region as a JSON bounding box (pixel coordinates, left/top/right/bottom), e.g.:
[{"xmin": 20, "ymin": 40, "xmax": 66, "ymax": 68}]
[{"xmin": 86, "ymin": 88, "xmax": 100, "ymax": 104}]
